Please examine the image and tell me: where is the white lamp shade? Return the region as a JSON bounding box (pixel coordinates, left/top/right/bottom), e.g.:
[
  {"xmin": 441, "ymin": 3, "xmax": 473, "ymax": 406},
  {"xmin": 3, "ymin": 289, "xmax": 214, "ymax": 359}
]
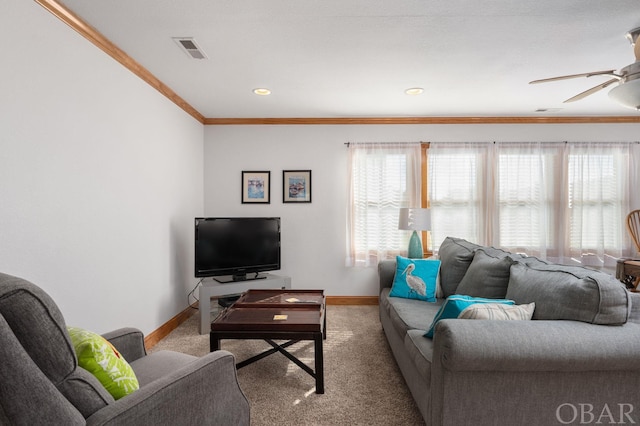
[{"xmin": 398, "ymin": 208, "xmax": 431, "ymax": 231}]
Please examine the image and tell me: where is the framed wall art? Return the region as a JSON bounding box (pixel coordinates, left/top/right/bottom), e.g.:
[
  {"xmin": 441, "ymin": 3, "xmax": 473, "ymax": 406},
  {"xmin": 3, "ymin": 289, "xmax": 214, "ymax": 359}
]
[
  {"xmin": 242, "ymin": 171, "xmax": 270, "ymax": 204},
  {"xmin": 283, "ymin": 170, "xmax": 311, "ymax": 203}
]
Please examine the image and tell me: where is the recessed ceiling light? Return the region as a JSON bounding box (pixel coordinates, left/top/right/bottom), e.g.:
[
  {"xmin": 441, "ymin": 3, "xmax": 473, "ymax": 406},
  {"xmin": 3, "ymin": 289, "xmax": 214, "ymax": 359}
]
[
  {"xmin": 405, "ymin": 87, "xmax": 424, "ymax": 95},
  {"xmin": 253, "ymin": 88, "xmax": 271, "ymax": 96}
]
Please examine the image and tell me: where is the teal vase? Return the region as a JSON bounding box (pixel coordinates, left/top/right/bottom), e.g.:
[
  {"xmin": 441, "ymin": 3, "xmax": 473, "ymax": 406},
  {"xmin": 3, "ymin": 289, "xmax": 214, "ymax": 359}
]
[{"xmin": 407, "ymin": 230, "xmax": 423, "ymax": 259}]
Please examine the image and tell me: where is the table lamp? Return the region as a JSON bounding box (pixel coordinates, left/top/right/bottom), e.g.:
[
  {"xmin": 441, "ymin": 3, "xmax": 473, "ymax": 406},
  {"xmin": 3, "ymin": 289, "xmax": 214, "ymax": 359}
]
[{"xmin": 398, "ymin": 208, "xmax": 431, "ymax": 259}]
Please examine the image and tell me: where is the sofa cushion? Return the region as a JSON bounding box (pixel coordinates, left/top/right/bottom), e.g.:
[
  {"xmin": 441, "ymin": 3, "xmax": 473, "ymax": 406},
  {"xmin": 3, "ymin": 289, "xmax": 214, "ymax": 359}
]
[
  {"xmin": 390, "ymin": 256, "xmax": 440, "ymax": 302},
  {"xmin": 459, "ymin": 302, "xmax": 535, "ymax": 320},
  {"xmin": 519, "ymin": 255, "xmax": 550, "ymax": 268},
  {"xmin": 506, "ymin": 262, "xmax": 630, "ymax": 325},
  {"xmin": 424, "ymin": 295, "xmax": 515, "ymax": 338},
  {"xmin": 437, "ymin": 237, "xmax": 480, "ymax": 297},
  {"xmin": 68, "ymin": 326, "xmax": 139, "ymax": 400},
  {"xmin": 130, "ymin": 350, "xmax": 198, "ymax": 387},
  {"xmin": 381, "ymin": 288, "xmax": 443, "ymax": 337},
  {"xmin": 455, "ymin": 249, "xmax": 516, "ymax": 299}
]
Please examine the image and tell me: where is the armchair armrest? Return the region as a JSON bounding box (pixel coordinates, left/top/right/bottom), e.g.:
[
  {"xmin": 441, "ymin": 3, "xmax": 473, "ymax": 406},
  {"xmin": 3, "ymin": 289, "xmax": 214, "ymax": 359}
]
[
  {"xmin": 102, "ymin": 328, "xmax": 146, "ymax": 362},
  {"xmin": 85, "ymin": 350, "xmax": 249, "ymax": 426}
]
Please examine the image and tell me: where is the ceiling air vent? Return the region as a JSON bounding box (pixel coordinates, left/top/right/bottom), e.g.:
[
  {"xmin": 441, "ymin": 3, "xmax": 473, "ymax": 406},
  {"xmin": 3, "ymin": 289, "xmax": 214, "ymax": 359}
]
[{"xmin": 173, "ymin": 37, "xmax": 208, "ymax": 59}]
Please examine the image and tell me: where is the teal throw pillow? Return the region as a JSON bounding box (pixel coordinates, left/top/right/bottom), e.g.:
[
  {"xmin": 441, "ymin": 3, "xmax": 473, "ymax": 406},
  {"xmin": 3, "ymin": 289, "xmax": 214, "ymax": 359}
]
[
  {"xmin": 389, "ymin": 256, "xmax": 441, "ymax": 302},
  {"xmin": 424, "ymin": 295, "xmax": 515, "ymax": 338}
]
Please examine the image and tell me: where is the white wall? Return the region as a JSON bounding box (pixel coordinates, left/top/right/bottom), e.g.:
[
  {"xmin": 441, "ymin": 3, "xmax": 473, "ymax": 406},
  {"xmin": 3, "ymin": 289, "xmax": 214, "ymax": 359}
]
[
  {"xmin": 0, "ymin": 2, "xmax": 204, "ymax": 334},
  {"xmin": 204, "ymin": 123, "xmax": 640, "ymax": 297}
]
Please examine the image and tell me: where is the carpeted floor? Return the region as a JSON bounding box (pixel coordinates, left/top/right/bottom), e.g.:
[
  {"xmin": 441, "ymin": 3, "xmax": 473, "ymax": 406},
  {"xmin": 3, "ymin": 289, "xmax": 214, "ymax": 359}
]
[{"xmin": 150, "ymin": 305, "xmax": 425, "ymax": 426}]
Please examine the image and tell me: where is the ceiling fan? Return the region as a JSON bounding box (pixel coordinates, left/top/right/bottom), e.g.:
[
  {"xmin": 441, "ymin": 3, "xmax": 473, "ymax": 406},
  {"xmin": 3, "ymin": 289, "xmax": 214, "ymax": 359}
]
[{"xmin": 529, "ymin": 27, "xmax": 640, "ymax": 110}]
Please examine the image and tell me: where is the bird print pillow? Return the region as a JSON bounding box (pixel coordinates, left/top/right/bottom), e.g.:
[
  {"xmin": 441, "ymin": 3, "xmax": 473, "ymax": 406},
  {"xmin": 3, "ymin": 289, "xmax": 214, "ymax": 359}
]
[{"xmin": 390, "ymin": 256, "xmax": 441, "ymax": 302}]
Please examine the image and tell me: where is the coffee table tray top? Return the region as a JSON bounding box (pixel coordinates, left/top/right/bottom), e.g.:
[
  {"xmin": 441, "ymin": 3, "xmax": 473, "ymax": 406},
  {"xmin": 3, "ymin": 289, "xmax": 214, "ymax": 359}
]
[
  {"xmin": 232, "ymin": 289, "xmax": 325, "ymax": 308},
  {"xmin": 211, "ymin": 307, "xmax": 323, "ymax": 332}
]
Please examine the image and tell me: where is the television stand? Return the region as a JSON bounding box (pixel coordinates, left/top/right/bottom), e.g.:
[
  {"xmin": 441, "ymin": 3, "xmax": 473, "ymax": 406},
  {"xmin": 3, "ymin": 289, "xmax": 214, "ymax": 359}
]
[
  {"xmin": 214, "ymin": 273, "xmax": 268, "ymax": 283},
  {"xmin": 198, "ymin": 273, "xmax": 291, "ymax": 334}
]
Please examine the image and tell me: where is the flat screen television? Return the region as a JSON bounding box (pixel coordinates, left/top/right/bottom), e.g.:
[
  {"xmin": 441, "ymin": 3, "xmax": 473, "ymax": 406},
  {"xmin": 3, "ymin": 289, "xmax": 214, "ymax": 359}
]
[{"xmin": 194, "ymin": 217, "xmax": 281, "ymax": 282}]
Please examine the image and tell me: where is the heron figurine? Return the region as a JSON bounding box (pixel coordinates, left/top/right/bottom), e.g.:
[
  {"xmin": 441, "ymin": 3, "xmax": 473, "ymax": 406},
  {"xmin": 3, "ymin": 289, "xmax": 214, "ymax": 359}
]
[{"xmin": 402, "ymin": 263, "xmax": 427, "ymax": 296}]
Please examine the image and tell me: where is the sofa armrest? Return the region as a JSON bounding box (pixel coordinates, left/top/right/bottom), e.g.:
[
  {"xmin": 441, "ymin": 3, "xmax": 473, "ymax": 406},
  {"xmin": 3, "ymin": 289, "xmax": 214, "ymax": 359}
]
[
  {"xmin": 430, "ymin": 320, "xmax": 640, "ymax": 425},
  {"xmin": 102, "ymin": 328, "xmax": 146, "ymax": 362},
  {"xmin": 433, "ymin": 319, "xmax": 640, "ymax": 372},
  {"xmin": 378, "ymin": 260, "xmax": 396, "ymax": 293},
  {"xmin": 85, "ymin": 350, "xmax": 250, "ymax": 426}
]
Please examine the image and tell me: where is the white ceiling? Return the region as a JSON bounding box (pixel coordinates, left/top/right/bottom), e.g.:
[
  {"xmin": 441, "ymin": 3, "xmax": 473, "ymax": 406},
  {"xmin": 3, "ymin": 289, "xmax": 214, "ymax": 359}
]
[{"xmin": 59, "ymin": 0, "xmax": 640, "ymax": 118}]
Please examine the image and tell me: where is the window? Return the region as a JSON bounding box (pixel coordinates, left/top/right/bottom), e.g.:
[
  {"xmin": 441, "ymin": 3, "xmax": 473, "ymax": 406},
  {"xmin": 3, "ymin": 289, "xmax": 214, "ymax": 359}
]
[
  {"xmin": 429, "ymin": 142, "xmax": 635, "ymax": 267},
  {"xmin": 566, "ymin": 144, "xmax": 630, "ymax": 265},
  {"xmin": 346, "ymin": 143, "xmax": 421, "ymax": 266},
  {"xmin": 496, "ymin": 144, "xmax": 559, "ymax": 258},
  {"xmin": 428, "ymin": 143, "xmax": 487, "ymax": 246},
  {"xmin": 348, "ymin": 141, "xmax": 636, "ymax": 269}
]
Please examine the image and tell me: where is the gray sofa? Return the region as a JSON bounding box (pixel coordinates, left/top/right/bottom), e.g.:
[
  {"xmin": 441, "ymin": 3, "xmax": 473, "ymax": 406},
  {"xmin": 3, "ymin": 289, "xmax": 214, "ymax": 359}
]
[
  {"xmin": 379, "ymin": 237, "xmax": 640, "ymax": 426},
  {"xmin": 0, "ymin": 272, "xmax": 250, "ymax": 425}
]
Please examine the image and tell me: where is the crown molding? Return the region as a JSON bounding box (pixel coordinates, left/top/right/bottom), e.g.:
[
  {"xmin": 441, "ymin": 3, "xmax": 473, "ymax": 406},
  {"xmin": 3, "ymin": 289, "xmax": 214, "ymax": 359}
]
[
  {"xmin": 203, "ymin": 116, "xmax": 640, "ymax": 125},
  {"xmin": 35, "ymin": 0, "xmax": 205, "ymax": 124}
]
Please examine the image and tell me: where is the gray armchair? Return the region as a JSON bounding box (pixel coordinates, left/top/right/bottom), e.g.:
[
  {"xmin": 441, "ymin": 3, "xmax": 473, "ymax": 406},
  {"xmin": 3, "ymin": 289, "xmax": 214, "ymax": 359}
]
[{"xmin": 0, "ymin": 272, "xmax": 250, "ymax": 425}]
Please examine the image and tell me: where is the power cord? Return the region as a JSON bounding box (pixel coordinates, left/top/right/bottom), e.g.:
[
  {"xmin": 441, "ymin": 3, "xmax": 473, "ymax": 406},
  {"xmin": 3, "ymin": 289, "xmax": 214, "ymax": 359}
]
[{"xmin": 188, "ymin": 278, "xmax": 203, "ymax": 310}]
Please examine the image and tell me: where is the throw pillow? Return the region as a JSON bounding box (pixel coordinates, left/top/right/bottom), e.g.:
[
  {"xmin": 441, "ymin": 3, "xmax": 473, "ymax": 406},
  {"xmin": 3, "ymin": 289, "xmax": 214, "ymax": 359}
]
[
  {"xmin": 389, "ymin": 256, "xmax": 441, "ymax": 302},
  {"xmin": 505, "ymin": 262, "xmax": 630, "ymax": 325},
  {"xmin": 437, "ymin": 237, "xmax": 480, "ymax": 297},
  {"xmin": 67, "ymin": 326, "xmax": 139, "ymax": 400},
  {"xmin": 458, "ymin": 302, "xmax": 535, "ymax": 320},
  {"xmin": 455, "ymin": 249, "xmax": 516, "ymax": 299},
  {"xmin": 424, "ymin": 295, "xmax": 515, "ymax": 338}
]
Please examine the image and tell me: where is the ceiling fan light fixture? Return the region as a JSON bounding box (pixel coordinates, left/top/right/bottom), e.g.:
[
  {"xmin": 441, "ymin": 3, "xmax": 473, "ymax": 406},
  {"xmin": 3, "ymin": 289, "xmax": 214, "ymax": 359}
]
[
  {"xmin": 405, "ymin": 87, "xmax": 424, "ymax": 95},
  {"xmin": 608, "ymin": 78, "xmax": 640, "ymax": 110},
  {"xmin": 253, "ymin": 88, "xmax": 271, "ymax": 96},
  {"xmin": 625, "ymin": 27, "xmax": 640, "ymax": 45},
  {"xmin": 608, "ymin": 62, "xmax": 640, "ymax": 110}
]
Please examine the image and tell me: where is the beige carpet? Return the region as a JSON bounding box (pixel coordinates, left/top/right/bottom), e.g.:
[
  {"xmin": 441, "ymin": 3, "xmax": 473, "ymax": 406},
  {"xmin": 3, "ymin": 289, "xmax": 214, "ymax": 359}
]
[{"xmin": 150, "ymin": 305, "xmax": 425, "ymax": 426}]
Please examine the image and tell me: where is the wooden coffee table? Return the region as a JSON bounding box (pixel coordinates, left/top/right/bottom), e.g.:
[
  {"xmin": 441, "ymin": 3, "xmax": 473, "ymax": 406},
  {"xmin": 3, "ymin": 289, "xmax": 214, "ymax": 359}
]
[{"xmin": 210, "ymin": 289, "xmax": 326, "ymax": 393}]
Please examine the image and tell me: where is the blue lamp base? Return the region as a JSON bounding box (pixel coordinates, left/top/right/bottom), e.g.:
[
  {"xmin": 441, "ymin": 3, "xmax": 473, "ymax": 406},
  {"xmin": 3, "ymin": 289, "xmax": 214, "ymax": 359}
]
[{"xmin": 407, "ymin": 230, "xmax": 423, "ymax": 259}]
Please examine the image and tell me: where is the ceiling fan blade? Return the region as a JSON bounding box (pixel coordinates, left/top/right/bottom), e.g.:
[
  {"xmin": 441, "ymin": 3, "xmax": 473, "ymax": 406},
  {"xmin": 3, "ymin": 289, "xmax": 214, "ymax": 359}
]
[
  {"xmin": 635, "ymin": 40, "xmax": 640, "ymax": 61},
  {"xmin": 529, "ymin": 70, "xmax": 617, "ymax": 84},
  {"xmin": 563, "ymin": 78, "xmax": 619, "ymax": 103}
]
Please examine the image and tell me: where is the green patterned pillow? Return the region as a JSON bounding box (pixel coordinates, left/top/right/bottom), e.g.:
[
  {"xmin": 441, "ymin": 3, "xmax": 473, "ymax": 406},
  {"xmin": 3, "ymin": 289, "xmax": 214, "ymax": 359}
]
[{"xmin": 67, "ymin": 326, "xmax": 139, "ymax": 399}]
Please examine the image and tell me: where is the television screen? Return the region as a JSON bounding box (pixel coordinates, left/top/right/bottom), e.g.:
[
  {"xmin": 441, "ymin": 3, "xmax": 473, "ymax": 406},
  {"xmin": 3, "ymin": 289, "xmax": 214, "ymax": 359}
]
[{"xmin": 194, "ymin": 217, "xmax": 281, "ymax": 282}]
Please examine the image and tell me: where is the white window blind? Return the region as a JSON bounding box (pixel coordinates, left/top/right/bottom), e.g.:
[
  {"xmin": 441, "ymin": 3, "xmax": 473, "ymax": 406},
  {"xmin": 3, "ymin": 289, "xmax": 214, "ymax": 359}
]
[
  {"xmin": 567, "ymin": 143, "xmax": 630, "ymax": 266},
  {"xmin": 428, "ymin": 143, "xmax": 487, "ymax": 246},
  {"xmin": 429, "ymin": 142, "xmax": 634, "ymax": 267},
  {"xmin": 496, "ymin": 143, "xmax": 558, "ymax": 258},
  {"xmin": 346, "ymin": 143, "xmax": 421, "ymax": 266}
]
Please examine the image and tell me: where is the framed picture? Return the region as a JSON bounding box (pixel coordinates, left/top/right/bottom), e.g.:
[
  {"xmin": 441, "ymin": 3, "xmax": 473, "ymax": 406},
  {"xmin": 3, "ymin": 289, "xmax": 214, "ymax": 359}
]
[
  {"xmin": 283, "ymin": 170, "xmax": 312, "ymax": 203},
  {"xmin": 242, "ymin": 171, "xmax": 270, "ymax": 204}
]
